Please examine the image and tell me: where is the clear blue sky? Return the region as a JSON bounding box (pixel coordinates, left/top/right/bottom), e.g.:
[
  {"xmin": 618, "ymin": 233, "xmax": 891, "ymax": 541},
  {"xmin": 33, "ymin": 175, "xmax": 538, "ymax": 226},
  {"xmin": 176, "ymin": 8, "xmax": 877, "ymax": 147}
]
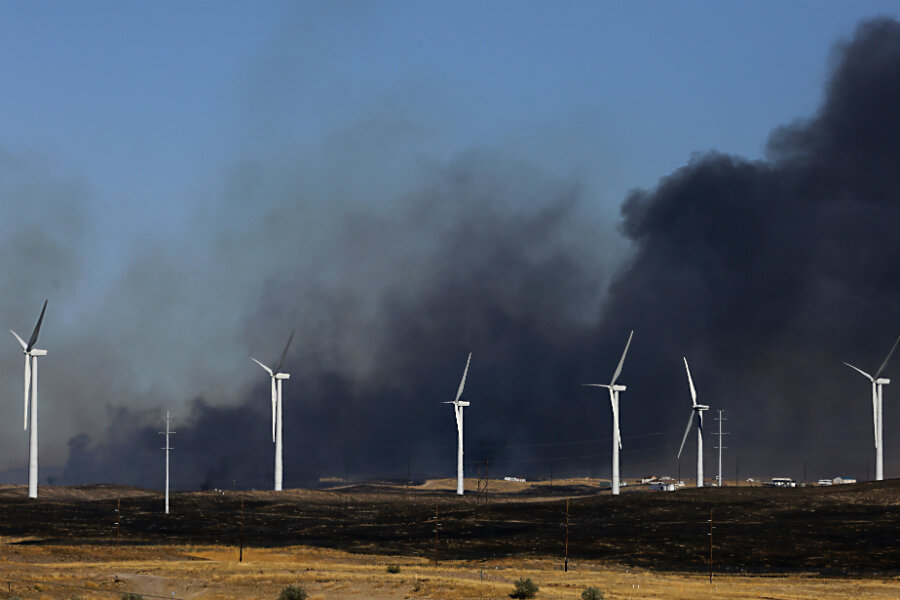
[
  {"xmin": 2, "ymin": 1, "xmax": 900, "ymax": 469},
  {"xmin": 4, "ymin": 1, "xmax": 900, "ymax": 237}
]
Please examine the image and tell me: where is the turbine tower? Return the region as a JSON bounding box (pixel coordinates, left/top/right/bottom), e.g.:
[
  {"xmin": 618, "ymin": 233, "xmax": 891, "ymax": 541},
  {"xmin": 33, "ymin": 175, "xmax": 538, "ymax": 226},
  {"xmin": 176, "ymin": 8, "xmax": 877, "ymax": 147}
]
[
  {"xmin": 10, "ymin": 300, "xmax": 48, "ymax": 499},
  {"xmin": 583, "ymin": 330, "xmax": 633, "ymax": 496},
  {"xmin": 252, "ymin": 330, "xmax": 294, "ymax": 492},
  {"xmin": 443, "ymin": 352, "xmax": 471, "ymax": 496},
  {"xmin": 678, "ymin": 357, "xmax": 709, "ymax": 488},
  {"xmin": 844, "ymin": 335, "xmax": 900, "ymax": 481}
]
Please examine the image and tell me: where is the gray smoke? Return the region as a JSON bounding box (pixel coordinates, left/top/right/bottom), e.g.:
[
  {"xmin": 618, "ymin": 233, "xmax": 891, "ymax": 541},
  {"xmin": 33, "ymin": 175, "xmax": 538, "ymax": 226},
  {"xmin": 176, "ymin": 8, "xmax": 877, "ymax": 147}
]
[{"xmin": 19, "ymin": 17, "xmax": 900, "ymax": 489}]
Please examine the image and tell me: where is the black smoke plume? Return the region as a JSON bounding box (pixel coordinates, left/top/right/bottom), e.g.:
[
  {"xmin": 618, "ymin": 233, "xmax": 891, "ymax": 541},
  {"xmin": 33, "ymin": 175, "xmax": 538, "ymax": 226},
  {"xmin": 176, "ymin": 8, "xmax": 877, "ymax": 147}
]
[{"xmin": 60, "ymin": 18, "xmax": 900, "ymax": 488}]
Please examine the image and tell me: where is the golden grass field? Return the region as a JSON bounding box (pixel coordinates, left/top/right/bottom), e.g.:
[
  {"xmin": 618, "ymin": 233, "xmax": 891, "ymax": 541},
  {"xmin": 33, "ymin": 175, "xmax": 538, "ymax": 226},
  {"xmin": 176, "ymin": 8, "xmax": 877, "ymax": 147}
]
[
  {"xmin": 0, "ymin": 479, "xmax": 898, "ymax": 599},
  {"xmin": 1, "ymin": 539, "xmax": 898, "ymax": 600}
]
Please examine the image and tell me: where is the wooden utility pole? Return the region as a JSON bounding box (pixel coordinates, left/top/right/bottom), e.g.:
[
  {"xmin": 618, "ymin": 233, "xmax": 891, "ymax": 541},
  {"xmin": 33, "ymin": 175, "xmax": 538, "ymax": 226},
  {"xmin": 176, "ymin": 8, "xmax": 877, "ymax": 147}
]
[
  {"xmin": 564, "ymin": 498, "xmax": 570, "ymax": 572},
  {"xmin": 239, "ymin": 498, "xmax": 245, "ymax": 562},
  {"xmin": 433, "ymin": 504, "xmax": 439, "ymax": 565},
  {"xmin": 708, "ymin": 508, "xmax": 714, "ymax": 583},
  {"xmin": 116, "ymin": 498, "xmax": 121, "ymax": 548}
]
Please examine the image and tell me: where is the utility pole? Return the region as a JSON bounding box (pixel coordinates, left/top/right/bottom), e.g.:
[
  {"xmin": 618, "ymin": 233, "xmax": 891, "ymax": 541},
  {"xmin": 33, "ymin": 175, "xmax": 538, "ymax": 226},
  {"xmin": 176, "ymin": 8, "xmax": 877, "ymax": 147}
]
[
  {"xmin": 239, "ymin": 498, "xmax": 245, "ymax": 562},
  {"xmin": 159, "ymin": 410, "xmax": 175, "ymax": 515},
  {"xmin": 433, "ymin": 504, "xmax": 439, "ymax": 565},
  {"xmin": 708, "ymin": 508, "xmax": 714, "ymax": 583},
  {"xmin": 564, "ymin": 498, "xmax": 570, "ymax": 572},
  {"xmin": 116, "ymin": 498, "xmax": 121, "ymax": 548},
  {"xmin": 714, "ymin": 410, "xmax": 728, "ymax": 486}
]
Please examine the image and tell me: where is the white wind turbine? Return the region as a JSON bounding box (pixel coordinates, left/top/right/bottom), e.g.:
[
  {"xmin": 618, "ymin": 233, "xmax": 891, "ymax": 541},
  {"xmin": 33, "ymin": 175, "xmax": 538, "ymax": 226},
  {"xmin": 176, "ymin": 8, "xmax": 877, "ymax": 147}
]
[
  {"xmin": 251, "ymin": 330, "xmax": 294, "ymax": 492},
  {"xmin": 443, "ymin": 352, "xmax": 471, "ymax": 496},
  {"xmin": 844, "ymin": 335, "xmax": 900, "ymax": 482},
  {"xmin": 677, "ymin": 357, "xmax": 709, "ymax": 488},
  {"xmin": 10, "ymin": 300, "xmax": 48, "ymax": 499},
  {"xmin": 583, "ymin": 330, "xmax": 633, "ymax": 496}
]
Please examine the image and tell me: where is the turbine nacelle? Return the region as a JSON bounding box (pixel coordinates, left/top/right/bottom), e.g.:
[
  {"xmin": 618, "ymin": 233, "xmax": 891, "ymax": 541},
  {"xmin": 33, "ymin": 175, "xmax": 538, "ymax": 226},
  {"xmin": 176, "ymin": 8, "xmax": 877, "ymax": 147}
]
[
  {"xmin": 876, "ymin": 377, "xmax": 890, "ymax": 385},
  {"xmin": 693, "ymin": 404, "xmax": 709, "ymax": 411},
  {"xmin": 581, "ymin": 383, "xmax": 626, "ymax": 392},
  {"xmin": 457, "ymin": 400, "xmax": 470, "ymax": 407},
  {"xmin": 30, "ymin": 349, "xmax": 47, "ymax": 357},
  {"xmin": 275, "ymin": 373, "xmax": 290, "ymax": 380}
]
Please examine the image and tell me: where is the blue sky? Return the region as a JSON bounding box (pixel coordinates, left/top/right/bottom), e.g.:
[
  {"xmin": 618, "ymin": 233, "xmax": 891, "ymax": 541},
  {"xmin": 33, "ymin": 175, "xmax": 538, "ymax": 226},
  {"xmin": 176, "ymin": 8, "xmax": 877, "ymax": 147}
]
[
  {"xmin": 5, "ymin": 1, "xmax": 900, "ymax": 239},
  {"xmin": 2, "ymin": 1, "xmax": 900, "ymax": 473}
]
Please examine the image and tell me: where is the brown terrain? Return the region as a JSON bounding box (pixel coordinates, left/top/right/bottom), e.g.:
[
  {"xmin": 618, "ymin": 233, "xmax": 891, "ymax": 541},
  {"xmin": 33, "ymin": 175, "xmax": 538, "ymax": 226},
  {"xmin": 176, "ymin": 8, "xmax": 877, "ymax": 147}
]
[{"xmin": 0, "ymin": 478, "xmax": 897, "ymax": 599}]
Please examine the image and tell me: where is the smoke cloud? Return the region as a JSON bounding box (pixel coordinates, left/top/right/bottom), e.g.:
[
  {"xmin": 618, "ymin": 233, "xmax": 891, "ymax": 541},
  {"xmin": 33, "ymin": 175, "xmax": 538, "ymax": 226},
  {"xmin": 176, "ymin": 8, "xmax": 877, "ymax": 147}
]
[{"xmin": 14, "ymin": 16, "xmax": 900, "ymax": 488}]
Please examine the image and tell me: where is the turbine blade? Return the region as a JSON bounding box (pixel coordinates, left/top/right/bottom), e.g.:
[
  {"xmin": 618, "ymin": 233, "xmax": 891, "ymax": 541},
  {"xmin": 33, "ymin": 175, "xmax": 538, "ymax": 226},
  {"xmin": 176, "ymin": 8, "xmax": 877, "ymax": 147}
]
[
  {"xmin": 677, "ymin": 411, "xmax": 693, "ymax": 459},
  {"xmin": 271, "ymin": 378, "xmax": 278, "ymax": 443},
  {"xmin": 582, "ymin": 383, "xmax": 611, "ymax": 389},
  {"xmin": 25, "ymin": 300, "xmax": 47, "ymax": 352},
  {"xmin": 683, "ymin": 357, "xmax": 698, "ymax": 406},
  {"xmin": 698, "ymin": 410, "xmax": 704, "ymax": 433},
  {"xmin": 609, "ymin": 330, "xmax": 633, "ymax": 386},
  {"xmin": 875, "ymin": 335, "xmax": 900, "ymax": 378},
  {"xmin": 10, "ymin": 330, "xmax": 26, "ymax": 350},
  {"xmin": 455, "ymin": 352, "xmax": 472, "ymax": 403},
  {"xmin": 274, "ymin": 329, "xmax": 295, "ymax": 373},
  {"xmin": 251, "ymin": 358, "xmax": 274, "ymax": 376},
  {"xmin": 844, "ymin": 362, "xmax": 873, "ymax": 381},
  {"xmin": 23, "ymin": 355, "xmax": 31, "ymax": 430}
]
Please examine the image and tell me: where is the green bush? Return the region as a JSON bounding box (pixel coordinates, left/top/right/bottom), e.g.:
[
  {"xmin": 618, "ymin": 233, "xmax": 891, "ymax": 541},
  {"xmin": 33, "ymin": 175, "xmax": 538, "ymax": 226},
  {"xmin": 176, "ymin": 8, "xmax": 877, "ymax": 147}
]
[
  {"xmin": 509, "ymin": 577, "xmax": 539, "ymax": 599},
  {"xmin": 122, "ymin": 594, "xmax": 146, "ymax": 600},
  {"xmin": 581, "ymin": 587, "xmax": 604, "ymax": 600},
  {"xmin": 386, "ymin": 564, "xmax": 401, "ymax": 574},
  {"xmin": 277, "ymin": 584, "xmax": 308, "ymax": 600}
]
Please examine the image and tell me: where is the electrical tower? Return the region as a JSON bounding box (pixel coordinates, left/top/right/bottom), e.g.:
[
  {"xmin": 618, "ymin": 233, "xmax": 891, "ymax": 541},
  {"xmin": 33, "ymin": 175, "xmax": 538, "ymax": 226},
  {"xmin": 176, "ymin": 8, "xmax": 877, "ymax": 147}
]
[
  {"xmin": 476, "ymin": 459, "xmax": 490, "ymax": 505},
  {"xmin": 714, "ymin": 410, "xmax": 729, "ymax": 487}
]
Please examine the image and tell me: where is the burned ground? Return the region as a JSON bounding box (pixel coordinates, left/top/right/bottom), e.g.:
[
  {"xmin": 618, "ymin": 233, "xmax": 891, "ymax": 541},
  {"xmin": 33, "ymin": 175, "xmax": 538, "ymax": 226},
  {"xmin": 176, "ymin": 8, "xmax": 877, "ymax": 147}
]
[{"xmin": 0, "ymin": 479, "xmax": 897, "ymax": 575}]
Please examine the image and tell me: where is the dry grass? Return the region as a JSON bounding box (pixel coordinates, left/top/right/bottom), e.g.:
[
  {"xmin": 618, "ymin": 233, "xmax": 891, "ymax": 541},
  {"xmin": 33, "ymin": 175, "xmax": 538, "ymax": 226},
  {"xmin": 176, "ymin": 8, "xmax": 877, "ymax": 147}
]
[{"xmin": 0, "ymin": 540, "xmax": 897, "ymax": 600}]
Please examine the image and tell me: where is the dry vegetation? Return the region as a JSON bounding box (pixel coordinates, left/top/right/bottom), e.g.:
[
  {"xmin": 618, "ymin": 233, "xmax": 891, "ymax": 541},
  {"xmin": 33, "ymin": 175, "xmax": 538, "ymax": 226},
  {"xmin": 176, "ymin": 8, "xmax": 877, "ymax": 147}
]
[
  {"xmin": 0, "ymin": 478, "xmax": 897, "ymax": 599},
  {"xmin": 1, "ymin": 542, "xmax": 899, "ymax": 600}
]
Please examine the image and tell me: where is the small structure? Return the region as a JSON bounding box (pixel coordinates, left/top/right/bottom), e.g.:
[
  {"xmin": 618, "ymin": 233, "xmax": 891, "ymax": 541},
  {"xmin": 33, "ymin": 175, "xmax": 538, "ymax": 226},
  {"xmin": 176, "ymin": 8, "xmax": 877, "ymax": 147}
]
[
  {"xmin": 649, "ymin": 480, "xmax": 677, "ymax": 492},
  {"xmin": 764, "ymin": 477, "xmax": 797, "ymax": 488},
  {"xmin": 832, "ymin": 476, "xmax": 857, "ymax": 485},
  {"xmin": 817, "ymin": 479, "xmax": 833, "ymax": 486}
]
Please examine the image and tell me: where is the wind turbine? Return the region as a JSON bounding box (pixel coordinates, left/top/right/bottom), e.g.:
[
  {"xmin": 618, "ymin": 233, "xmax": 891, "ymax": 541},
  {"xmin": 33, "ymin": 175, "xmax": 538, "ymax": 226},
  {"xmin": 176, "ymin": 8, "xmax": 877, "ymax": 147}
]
[
  {"xmin": 443, "ymin": 352, "xmax": 471, "ymax": 496},
  {"xmin": 251, "ymin": 330, "xmax": 294, "ymax": 492},
  {"xmin": 677, "ymin": 357, "xmax": 709, "ymax": 488},
  {"xmin": 10, "ymin": 300, "xmax": 48, "ymax": 499},
  {"xmin": 583, "ymin": 330, "xmax": 633, "ymax": 496},
  {"xmin": 844, "ymin": 335, "xmax": 900, "ymax": 481}
]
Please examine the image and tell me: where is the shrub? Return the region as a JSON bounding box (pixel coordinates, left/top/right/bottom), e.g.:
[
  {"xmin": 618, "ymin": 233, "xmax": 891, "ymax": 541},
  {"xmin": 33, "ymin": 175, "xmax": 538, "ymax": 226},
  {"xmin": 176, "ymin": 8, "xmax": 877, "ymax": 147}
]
[
  {"xmin": 122, "ymin": 594, "xmax": 146, "ymax": 600},
  {"xmin": 277, "ymin": 584, "xmax": 308, "ymax": 600},
  {"xmin": 509, "ymin": 577, "xmax": 538, "ymax": 599},
  {"xmin": 581, "ymin": 587, "xmax": 604, "ymax": 600},
  {"xmin": 386, "ymin": 564, "xmax": 401, "ymax": 574},
  {"xmin": 412, "ymin": 579, "xmax": 424, "ymax": 592}
]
